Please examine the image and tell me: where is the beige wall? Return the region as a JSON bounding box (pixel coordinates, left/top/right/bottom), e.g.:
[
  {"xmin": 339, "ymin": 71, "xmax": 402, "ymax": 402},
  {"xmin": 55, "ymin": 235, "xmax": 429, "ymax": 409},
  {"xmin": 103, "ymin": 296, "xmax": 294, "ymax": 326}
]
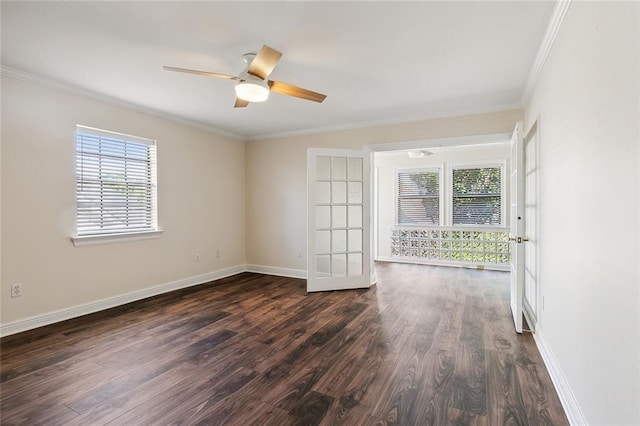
[
  {"xmin": 246, "ymin": 109, "xmax": 522, "ymax": 272},
  {"xmin": 525, "ymin": 2, "xmax": 639, "ymax": 424},
  {"xmin": 0, "ymin": 76, "xmax": 521, "ymax": 330},
  {"xmin": 1, "ymin": 75, "xmax": 246, "ymax": 327}
]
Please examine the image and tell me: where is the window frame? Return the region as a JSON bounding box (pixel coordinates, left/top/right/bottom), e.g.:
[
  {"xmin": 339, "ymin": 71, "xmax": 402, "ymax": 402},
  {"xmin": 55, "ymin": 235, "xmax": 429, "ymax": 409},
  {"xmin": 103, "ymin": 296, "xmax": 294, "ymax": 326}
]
[
  {"xmin": 447, "ymin": 160, "xmax": 506, "ymax": 227},
  {"xmin": 395, "ymin": 166, "xmax": 444, "ymax": 226},
  {"xmin": 71, "ymin": 125, "xmax": 162, "ymax": 247}
]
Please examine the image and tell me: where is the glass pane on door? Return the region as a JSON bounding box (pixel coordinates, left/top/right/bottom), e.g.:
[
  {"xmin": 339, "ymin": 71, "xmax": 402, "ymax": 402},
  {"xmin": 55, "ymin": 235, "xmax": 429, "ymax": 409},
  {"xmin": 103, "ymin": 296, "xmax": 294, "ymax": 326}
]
[
  {"xmin": 317, "ymin": 156, "xmax": 331, "ymax": 180},
  {"xmin": 333, "ymin": 157, "xmax": 347, "ymax": 180},
  {"xmin": 332, "ymin": 206, "xmax": 347, "ymax": 228}
]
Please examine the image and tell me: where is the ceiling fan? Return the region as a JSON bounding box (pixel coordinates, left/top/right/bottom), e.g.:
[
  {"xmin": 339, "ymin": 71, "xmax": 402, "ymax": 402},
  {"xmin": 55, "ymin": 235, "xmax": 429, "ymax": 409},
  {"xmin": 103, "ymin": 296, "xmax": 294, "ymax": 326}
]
[{"xmin": 163, "ymin": 45, "xmax": 327, "ymax": 108}]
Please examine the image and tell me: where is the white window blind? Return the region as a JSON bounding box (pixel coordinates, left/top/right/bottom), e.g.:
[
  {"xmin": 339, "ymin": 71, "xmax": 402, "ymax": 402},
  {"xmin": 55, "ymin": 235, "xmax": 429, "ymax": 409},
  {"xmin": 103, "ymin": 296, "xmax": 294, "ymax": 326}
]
[
  {"xmin": 397, "ymin": 170, "xmax": 440, "ymax": 225},
  {"xmin": 452, "ymin": 167, "xmax": 501, "ymax": 225},
  {"xmin": 75, "ymin": 126, "xmax": 157, "ymax": 237}
]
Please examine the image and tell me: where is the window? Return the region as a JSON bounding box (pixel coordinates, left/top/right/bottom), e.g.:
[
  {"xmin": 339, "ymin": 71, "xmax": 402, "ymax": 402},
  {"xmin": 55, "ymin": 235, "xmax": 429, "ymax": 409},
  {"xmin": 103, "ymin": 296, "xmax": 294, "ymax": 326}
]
[
  {"xmin": 452, "ymin": 166, "xmax": 502, "ymax": 225},
  {"xmin": 75, "ymin": 126, "xmax": 158, "ymax": 239},
  {"xmin": 397, "ymin": 169, "xmax": 440, "ymax": 225}
]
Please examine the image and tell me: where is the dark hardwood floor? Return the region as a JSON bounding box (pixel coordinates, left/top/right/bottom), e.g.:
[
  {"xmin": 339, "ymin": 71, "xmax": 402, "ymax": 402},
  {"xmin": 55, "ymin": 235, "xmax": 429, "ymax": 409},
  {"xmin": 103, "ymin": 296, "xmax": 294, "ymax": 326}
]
[{"xmin": 0, "ymin": 262, "xmax": 568, "ymax": 425}]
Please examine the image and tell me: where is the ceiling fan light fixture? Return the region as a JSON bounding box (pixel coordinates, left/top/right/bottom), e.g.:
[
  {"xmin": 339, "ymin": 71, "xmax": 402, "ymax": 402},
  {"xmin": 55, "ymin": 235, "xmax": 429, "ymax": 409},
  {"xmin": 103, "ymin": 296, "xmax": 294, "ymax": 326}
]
[
  {"xmin": 164, "ymin": 45, "xmax": 326, "ymax": 107},
  {"xmin": 235, "ymin": 79, "xmax": 269, "ymax": 102}
]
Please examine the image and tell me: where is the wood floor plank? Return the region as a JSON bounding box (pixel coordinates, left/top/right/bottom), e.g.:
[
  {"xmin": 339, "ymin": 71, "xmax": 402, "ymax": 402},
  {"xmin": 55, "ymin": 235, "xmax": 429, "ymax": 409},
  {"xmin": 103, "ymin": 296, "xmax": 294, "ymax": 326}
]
[
  {"xmin": 154, "ymin": 366, "xmax": 258, "ymax": 425},
  {"xmin": 1, "ymin": 358, "xmax": 100, "ymax": 407},
  {"xmin": 447, "ymin": 406, "xmax": 489, "ymax": 426},
  {"xmin": 0, "ymin": 264, "xmax": 568, "ymax": 425},
  {"xmin": 288, "ymin": 390, "xmax": 334, "ymax": 425},
  {"xmin": 0, "ymin": 400, "xmax": 79, "ymax": 426},
  {"xmin": 486, "ymin": 350, "xmax": 530, "ymax": 426},
  {"xmin": 515, "ymin": 349, "xmax": 569, "ymax": 426},
  {"xmin": 411, "ymin": 349, "xmax": 457, "ymax": 425},
  {"xmin": 206, "ymin": 397, "xmax": 292, "ymax": 426},
  {"xmin": 196, "ymin": 395, "xmax": 306, "ymax": 426},
  {"xmin": 313, "ymin": 306, "xmax": 387, "ymax": 396},
  {"xmin": 335, "ymin": 349, "xmax": 400, "ymax": 415},
  {"xmin": 1, "ymin": 359, "xmax": 123, "ymax": 416},
  {"xmin": 319, "ymin": 398, "xmax": 383, "ymax": 426},
  {"xmin": 105, "ymin": 364, "xmax": 254, "ymax": 425},
  {"xmin": 452, "ymin": 296, "xmax": 487, "ymax": 416},
  {"xmin": 63, "ymin": 362, "xmax": 196, "ymax": 425}
]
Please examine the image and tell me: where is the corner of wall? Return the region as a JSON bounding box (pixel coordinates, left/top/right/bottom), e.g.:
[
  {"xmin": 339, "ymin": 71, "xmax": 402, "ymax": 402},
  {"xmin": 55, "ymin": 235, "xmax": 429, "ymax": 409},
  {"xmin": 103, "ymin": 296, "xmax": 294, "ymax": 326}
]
[{"xmin": 0, "ymin": 265, "xmax": 248, "ymax": 338}]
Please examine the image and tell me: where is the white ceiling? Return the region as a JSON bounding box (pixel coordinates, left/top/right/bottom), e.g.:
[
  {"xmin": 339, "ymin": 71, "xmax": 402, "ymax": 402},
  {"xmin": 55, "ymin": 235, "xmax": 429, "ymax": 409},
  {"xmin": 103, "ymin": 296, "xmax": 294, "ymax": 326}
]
[{"xmin": 1, "ymin": 1, "xmax": 555, "ymax": 139}]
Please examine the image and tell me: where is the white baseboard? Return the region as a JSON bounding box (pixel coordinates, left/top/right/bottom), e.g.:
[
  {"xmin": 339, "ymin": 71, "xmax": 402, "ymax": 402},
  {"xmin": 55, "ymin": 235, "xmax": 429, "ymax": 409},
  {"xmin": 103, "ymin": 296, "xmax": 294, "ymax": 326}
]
[
  {"xmin": 0, "ymin": 264, "xmax": 247, "ymax": 338},
  {"xmin": 246, "ymin": 264, "xmax": 307, "ymax": 279},
  {"xmin": 533, "ymin": 327, "xmax": 588, "ymax": 425}
]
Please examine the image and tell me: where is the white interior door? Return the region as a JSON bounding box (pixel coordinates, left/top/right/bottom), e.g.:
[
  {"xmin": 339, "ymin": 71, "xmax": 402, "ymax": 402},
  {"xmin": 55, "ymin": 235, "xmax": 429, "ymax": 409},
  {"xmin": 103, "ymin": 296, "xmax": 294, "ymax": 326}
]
[
  {"xmin": 307, "ymin": 148, "xmax": 371, "ymax": 292},
  {"xmin": 509, "ymin": 122, "xmax": 525, "ymax": 333}
]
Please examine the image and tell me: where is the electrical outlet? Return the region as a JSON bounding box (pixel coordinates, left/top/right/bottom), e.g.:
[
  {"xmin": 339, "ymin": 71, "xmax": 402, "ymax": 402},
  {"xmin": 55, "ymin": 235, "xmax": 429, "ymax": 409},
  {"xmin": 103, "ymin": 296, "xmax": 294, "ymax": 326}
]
[
  {"xmin": 195, "ymin": 253, "xmax": 200, "ymax": 263},
  {"xmin": 11, "ymin": 283, "xmax": 23, "ymax": 298},
  {"xmin": 216, "ymin": 250, "xmax": 220, "ymax": 258},
  {"xmin": 297, "ymin": 250, "xmax": 303, "ymax": 258}
]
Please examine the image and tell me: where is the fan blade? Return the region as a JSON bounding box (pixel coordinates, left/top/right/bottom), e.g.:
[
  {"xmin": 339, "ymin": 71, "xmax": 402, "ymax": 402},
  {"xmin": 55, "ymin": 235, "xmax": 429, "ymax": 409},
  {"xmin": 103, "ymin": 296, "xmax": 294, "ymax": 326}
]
[
  {"xmin": 247, "ymin": 45, "xmax": 282, "ymax": 80},
  {"xmin": 234, "ymin": 98, "xmax": 250, "ymax": 108},
  {"xmin": 163, "ymin": 66, "xmax": 239, "ymax": 80},
  {"xmin": 268, "ymin": 80, "xmax": 327, "ymax": 103}
]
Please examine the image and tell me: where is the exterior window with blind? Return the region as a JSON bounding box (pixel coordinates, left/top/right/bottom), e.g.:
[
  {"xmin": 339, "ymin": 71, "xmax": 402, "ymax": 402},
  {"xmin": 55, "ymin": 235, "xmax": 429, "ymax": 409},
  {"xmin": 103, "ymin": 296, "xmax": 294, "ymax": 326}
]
[
  {"xmin": 397, "ymin": 169, "xmax": 440, "ymax": 225},
  {"xmin": 452, "ymin": 166, "xmax": 502, "ymax": 225},
  {"xmin": 74, "ymin": 126, "xmax": 158, "ymax": 242}
]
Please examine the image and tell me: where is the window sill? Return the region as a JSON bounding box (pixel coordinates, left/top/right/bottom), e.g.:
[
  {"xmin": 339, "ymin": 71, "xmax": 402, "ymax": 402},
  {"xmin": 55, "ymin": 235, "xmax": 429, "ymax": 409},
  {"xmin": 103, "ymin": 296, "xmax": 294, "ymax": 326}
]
[{"xmin": 71, "ymin": 230, "xmax": 164, "ymax": 247}]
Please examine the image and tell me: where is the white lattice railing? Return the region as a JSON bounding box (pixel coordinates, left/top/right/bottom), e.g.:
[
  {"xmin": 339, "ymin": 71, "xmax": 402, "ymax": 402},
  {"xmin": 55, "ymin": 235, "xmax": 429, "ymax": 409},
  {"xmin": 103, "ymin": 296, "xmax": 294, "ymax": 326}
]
[{"xmin": 390, "ymin": 226, "xmax": 511, "ymax": 265}]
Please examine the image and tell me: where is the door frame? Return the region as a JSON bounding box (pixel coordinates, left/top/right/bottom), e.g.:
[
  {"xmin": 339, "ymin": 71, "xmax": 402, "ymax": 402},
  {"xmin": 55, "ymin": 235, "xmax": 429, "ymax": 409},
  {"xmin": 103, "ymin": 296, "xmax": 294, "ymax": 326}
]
[
  {"xmin": 523, "ymin": 120, "xmax": 540, "ymax": 331},
  {"xmin": 509, "ymin": 121, "xmax": 525, "ymax": 333}
]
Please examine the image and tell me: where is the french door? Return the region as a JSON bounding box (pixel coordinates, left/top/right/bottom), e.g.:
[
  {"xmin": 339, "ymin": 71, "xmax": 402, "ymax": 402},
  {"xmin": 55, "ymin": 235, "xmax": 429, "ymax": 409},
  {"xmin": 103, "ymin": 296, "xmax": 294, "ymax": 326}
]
[
  {"xmin": 307, "ymin": 148, "xmax": 371, "ymax": 292},
  {"xmin": 509, "ymin": 122, "xmax": 525, "ymax": 333}
]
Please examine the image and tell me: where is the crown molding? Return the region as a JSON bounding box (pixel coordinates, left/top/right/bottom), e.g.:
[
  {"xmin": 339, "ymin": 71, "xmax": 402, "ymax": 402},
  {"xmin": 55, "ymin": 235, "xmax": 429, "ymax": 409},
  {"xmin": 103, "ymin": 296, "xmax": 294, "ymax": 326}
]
[
  {"xmin": 2, "ymin": 61, "xmax": 527, "ymax": 144},
  {"xmin": 248, "ymin": 103, "xmax": 522, "ymax": 142},
  {"xmin": 2, "ymin": 64, "xmax": 518, "ymax": 143},
  {"xmin": 0, "ymin": 65, "xmax": 246, "ymax": 141},
  {"xmin": 365, "ymin": 132, "xmax": 511, "ymax": 153},
  {"xmin": 521, "ymin": 0, "xmax": 572, "ymax": 106}
]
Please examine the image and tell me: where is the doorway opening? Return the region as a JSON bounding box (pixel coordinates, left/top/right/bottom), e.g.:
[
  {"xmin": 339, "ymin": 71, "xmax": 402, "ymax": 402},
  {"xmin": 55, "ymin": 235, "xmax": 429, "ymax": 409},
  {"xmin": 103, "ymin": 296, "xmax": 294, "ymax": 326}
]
[
  {"xmin": 306, "ymin": 129, "xmax": 530, "ymax": 334},
  {"xmin": 371, "ymin": 136, "xmax": 512, "ymax": 272}
]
